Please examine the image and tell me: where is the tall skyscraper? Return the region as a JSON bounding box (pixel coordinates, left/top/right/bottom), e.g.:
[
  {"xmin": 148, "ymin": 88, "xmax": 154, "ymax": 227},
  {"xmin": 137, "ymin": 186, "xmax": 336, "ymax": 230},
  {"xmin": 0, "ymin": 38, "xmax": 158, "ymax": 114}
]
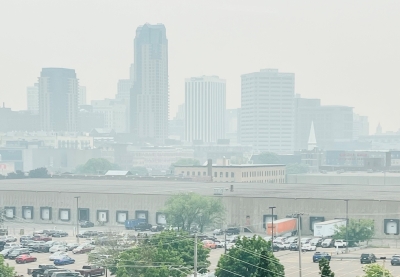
[
  {"xmin": 185, "ymin": 76, "xmax": 226, "ymax": 143},
  {"xmin": 130, "ymin": 23, "xmax": 169, "ymax": 142},
  {"xmin": 241, "ymin": 69, "xmax": 295, "ymax": 153},
  {"xmin": 38, "ymin": 68, "xmax": 79, "ymax": 132},
  {"xmin": 27, "ymin": 83, "xmax": 39, "ymax": 114},
  {"xmin": 78, "ymin": 86, "xmax": 87, "ymax": 106}
]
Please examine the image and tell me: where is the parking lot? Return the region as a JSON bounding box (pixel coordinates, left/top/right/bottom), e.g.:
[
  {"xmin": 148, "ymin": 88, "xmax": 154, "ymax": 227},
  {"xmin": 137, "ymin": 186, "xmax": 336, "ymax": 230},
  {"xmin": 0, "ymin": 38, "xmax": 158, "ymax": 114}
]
[{"xmin": 3, "ymin": 222, "xmax": 400, "ymax": 276}]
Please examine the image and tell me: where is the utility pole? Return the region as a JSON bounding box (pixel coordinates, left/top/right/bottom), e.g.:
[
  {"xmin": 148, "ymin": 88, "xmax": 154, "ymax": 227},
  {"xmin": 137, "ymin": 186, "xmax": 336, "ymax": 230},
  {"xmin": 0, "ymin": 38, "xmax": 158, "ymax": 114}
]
[
  {"xmin": 345, "ymin": 199, "xmax": 349, "ymax": 254},
  {"xmin": 194, "ymin": 232, "xmax": 197, "ymax": 277},
  {"xmin": 293, "ymin": 212, "xmax": 303, "ymax": 277},
  {"xmin": 224, "ymin": 231, "xmax": 227, "ymax": 254},
  {"xmin": 74, "ymin": 196, "xmax": 80, "ymax": 243},
  {"xmin": 269, "ymin": 206, "xmax": 276, "ymax": 241}
]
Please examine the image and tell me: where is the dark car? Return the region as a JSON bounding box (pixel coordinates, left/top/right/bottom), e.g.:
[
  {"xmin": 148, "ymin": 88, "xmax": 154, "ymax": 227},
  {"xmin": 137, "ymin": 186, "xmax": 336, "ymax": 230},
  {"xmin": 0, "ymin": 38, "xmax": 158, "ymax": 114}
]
[
  {"xmin": 360, "ymin": 253, "xmax": 376, "ymax": 264},
  {"xmin": 313, "ymin": 252, "xmax": 331, "ymax": 263},
  {"xmin": 226, "ymin": 227, "xmax": 240, "ymax": 235},
  {"xmin": 80, "ymin": 221, "xmax": 95, "ymax": 228},
  {"xmin": 391, "ymin": 255, "xmax": 400, "ymax": 266},
  {"xmin": 0, "ymin": 240, "xmax": 5, "ymax": 251},
  {"xmin": 8, "ymin": 248, "xmax": 30, "ymax": 259},
  {"xmin": 271, "ymin": 244, "xmax": 280, "ymax": 252},
  {"xmin": 20, "ymin": 236, "xmax": 34, "ymax": 243},
  {"xmin": 31, "ymin": 264, "xmax": 60, "ymax": 277},
  {"xmin": 289, "ymin": 243, "xmax": 299, "ymax": 251},
  {"xmin": 51, "ymin": 231, "xmax": 68, "ymax": 237},
  {"xmin": 134, "ymin": 222, "xmax": 152, "ymax": 231},
  {"xmin": 150, "ymin": 225, "xmax": 165, "ymax": 232}
]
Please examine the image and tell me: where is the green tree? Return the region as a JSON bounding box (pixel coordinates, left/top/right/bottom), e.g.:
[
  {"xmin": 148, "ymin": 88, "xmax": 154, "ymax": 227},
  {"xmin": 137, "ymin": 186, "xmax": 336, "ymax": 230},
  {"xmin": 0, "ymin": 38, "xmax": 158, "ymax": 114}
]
[
  {"xmin": 216, "ymin": 236, "xmax": 284, "ymax": 277},
  {"xmin": 75, "ymin": 158, "xmax": 120, "ymax": 175},
  {"xmin": 115, "ymin": 231, "xmax": 210, "ymax": 277},
  {"xmin": 29, "ymin": 167, "xmax": 49, "ymax": 178},
  {"xmin": 253, "ymin": 152, "xmax": 280, "ymax": 164},
  {"xmin": 0, "ymin": 255, "xmax": 15, "ymax": 277},
  {"xmin": 286, "ymin": 163, "xmax": 309, "ymax": 174},
  {"xmin": 319, "ymin": 258, "xmax": 334, "ymax": 277},
  {"xmin": 362, "ymin": 263, "xmax": 393, "ymax": 277},
  {"xmin": 130, "ymin": 166, "xmax": 148, "ymax": 176},
  {"xmin": 164, "ymin": 193, "xmax": 225, "ymax": 231},
  {"xmin": 333, "ymin": 219, "xmax": 374, "ymax": 247}
]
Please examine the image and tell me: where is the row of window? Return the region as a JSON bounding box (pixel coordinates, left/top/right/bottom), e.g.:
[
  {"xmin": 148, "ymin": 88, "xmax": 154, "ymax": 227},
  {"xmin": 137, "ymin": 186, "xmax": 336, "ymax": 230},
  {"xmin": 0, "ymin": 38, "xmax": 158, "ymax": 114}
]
[
  {"xmin": 3, "ymin": 206, "xmax": 167, "ymax": 225},
  {"xmin": 242, "ymin": 170, "xmax": 284, "ymax": 177}
]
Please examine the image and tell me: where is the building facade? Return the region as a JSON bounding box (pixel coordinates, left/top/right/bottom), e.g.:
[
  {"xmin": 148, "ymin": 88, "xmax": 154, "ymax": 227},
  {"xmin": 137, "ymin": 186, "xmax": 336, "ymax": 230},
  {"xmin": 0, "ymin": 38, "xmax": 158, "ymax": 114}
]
[
  {"xmin": 27, "ymin": 83, "xmax": 39, "ymax": 114},
  {"xmin": 241, "ymin": 69, "xmax": 294, "ymax": 153},
  {"xmin": 116, "ymin": 79, "xmax": 132, "ymax": 101},
  {"xmin": 353, "ymin": 114, "xmax": 369, "ymax": 139},
  {"xmin": 78, "ymin": 86, "xmax": 87, "ymax": 106},
  {"xmin": 185, "ymin": 76, "xmax": 226, "ymax": 143},
  {"xmin": 38, "ymin": 68, "xmax": 79, "ymax": 132},
  {"xmin": 92, "ymin": 99, "xmax": 129, "ymax": 133},
  {"xmin": 130, "ymin": 23, "xmax": 169, "ymax": 142}
]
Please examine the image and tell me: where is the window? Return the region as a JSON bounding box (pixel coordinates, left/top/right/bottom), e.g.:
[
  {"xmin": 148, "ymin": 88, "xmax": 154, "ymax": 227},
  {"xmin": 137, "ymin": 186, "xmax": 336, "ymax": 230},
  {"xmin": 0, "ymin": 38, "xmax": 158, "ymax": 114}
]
[
  {"xmin": 214, "ymin": 172, "xmax": 217, "ymax": 177},
  {"xmin": 198, "ymin": 172, "xmax": 201, "ymax": 176},
  {"xmin": 187, "ymin": 171, "xmax": 190, "ymax": 176},
  {"xmin": 226, "ymin": 172, "xmax": 229, "ymax": 178},
  {"xmin": 231, "ymin": 172, "xmax": 234, "ymax": 178},
  {"xmin": 220, "ymin": 172, "xmax": 223, "ymax": 177},
  {"xmin": 192, "ymin": 171, "xmax": 195, "ymax": 176}
]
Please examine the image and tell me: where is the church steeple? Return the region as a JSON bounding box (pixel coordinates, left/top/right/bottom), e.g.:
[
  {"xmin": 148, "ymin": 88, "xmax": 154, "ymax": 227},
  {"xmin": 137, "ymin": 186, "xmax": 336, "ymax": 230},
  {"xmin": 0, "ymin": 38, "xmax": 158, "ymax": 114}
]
[
  {"xmin": 376, "ymin": 123, "xmax": 382, "ymax": 135},
  {"xmin": 308, "ymin": 121, "xmax": 317, "ymax": 150}
]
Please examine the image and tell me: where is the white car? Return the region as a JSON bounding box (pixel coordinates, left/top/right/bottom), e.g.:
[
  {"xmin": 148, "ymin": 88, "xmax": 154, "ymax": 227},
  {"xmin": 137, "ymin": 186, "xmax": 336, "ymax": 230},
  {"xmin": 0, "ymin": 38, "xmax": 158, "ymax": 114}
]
[
  {"xmin": 334, "ymin": 240, "xmax": 347, "ymax": 248},
  {"xmin": 49, "ymin": 251, "xmax": 68, "ymax": 261},
  {"xmin": 215, "ymin": 240, "xmax": 226, "ymax": 248},
  {"xmin": 49, "ymin": 245, "xmax": 68, "ymax": 253},
  {"xmin": 273, "ymin": 237, "xmax": 286, "ymax": 243},
  {"xmin": 212, "ymin": 229, "xmax": 223, "ymax": 235},
  {"xmin": 4, "ymin": 243, "xmax": 20, "ymax": 249},
  {"xmin": 300, "ymin": 238, "xmax": 311, "ymax": 244},
  {"xmin": 301, "ymin": 243, "xmax": 317, "ymax": 251}
]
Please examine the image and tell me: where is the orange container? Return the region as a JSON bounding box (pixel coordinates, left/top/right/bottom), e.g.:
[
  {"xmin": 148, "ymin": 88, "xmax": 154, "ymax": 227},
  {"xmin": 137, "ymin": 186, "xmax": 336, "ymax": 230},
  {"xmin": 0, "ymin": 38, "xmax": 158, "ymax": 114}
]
[{"xmin": 266, "ymin": 218, "xmax": 297, "ymax": 236}]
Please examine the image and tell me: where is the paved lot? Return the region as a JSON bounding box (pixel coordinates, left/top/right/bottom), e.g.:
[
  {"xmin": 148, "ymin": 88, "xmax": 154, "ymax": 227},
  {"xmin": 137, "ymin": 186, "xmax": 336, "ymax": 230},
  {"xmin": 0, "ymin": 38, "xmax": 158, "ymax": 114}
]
[{"xmin": 5, "ymin": 223, "xmax": 400, "ymax": 277}]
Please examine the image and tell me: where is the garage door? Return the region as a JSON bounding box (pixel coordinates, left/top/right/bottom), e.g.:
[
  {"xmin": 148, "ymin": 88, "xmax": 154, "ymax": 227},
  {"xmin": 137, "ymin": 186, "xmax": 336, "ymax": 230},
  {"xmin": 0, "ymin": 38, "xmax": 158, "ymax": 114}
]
[
  {"xmin": 41, "ymin": 208, "xmax": 50, "ymax": 220},
  {"xmin": 157, "ymin": 213, "xmax": 166, "ymax": 225},
  {"xmin": 24, "ymin": 208, "xmax": 32, "ymax": 219},
  {"xmin": 137, "ymin": 212, "xmax": 146, "ymax": 219},
  {"xmin": 117, "ymin": 212, "xmax": 127, "ymax": 223},
  {"xmin": 386, "ymin": 221, "xmax": 398, "ymax": 234},
  {"xmin": 98, "ymin": 211, "xmax": 107, "ymax": 222},
  {"xmin": 5, "ymin": 208, "xmax": 14, "ymax": 218},
  {"xmin": 60, "ymin": 210, "xmax": 69, "ymax": 221}
]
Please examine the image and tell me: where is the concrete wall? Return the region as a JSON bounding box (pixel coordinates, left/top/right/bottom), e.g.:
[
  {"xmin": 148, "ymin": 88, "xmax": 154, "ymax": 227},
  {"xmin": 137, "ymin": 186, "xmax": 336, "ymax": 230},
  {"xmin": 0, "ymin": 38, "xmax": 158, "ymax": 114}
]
[
  {"xmin": 287, "ymin": 174, "xmax": 400, "ymax": 185},
  {"xmin": 1, "ymin": 190, "xmax": 399, "ymax": 238}
]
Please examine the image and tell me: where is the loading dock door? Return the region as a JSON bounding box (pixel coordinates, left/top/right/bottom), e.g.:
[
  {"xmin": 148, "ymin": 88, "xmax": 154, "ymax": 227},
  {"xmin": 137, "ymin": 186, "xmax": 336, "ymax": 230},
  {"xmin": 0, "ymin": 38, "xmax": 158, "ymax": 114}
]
[
  {"xmin": 41, "ymin": 208, "xmax": 50, "ymax": 220},
  {"xmin": 5, "ymin": 208, "xmax": 14, "ymax": 218},
  {"xmin": 99, "ymin": 211, "xmax": 107, "ymax": 222},
  {"xmin": 157, "ymin": 213, "xmax": 167, "ymax": 225},
  {"xmin": 386, "ymin": 221, "xmax": 397, "ymax": 234},
  {"xmin": 24, "ymin": 208, "xmax": 32, "ymax": 219},
  {"xmin": 117, "ymin": 212, "xmax": 127, "ymax": 223},
  {"xmin": 79, "ymin": 209, "xmax": 89, "ymax": 221},
  {"xmin": 60, "ymin": 210, "xmax": 69, "ymax": 221}
]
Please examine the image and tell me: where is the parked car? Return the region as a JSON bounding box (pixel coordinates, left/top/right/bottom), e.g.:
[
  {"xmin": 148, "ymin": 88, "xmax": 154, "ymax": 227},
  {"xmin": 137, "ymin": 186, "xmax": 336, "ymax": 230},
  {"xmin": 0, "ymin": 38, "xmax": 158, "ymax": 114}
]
[
  {"xmin": 53, "ymin": 256, "xmax": 75, "ymax": 266},
  {"xmin": 300, "ymin": 238, "xmax": 311, "ymax": 245},
  {"xmin": 309, "ymin": 238, "xmax": 323, "ymax": 247},
  {"xmin": 20, "ymin": 236, "xmax": 34, "ymax": 242},
  {"xmin": 202, "ymin": 240, "xmax": 217, "ymax": 249},
  {"xmin": 150, "ymin": 225, "xmax": 165, "ymax": 232},
  {"xmin": 72, "ymin": 244, "xmax": 94, "ymax": 254},
  {"xmin": 4, "ymin": 243, "xmax": 20, "ymax": 249},
  {"xmin": 360, "ymin": 253, "xmax": 377, "ymax": 264},
  {"xmin": 334, "ymin": 240, "xmax": 348, "ymax": 248},
  {"xmin": 271, "ymin": 244, "xmax": 280, "ymax": 252},
  {"xmin": 80, "ymin": 221, "xmax": 95, "ymax": 228},
  {"xmin": 8, "ymin": 248, "xmax": 30, "ymax": 259},
  {"xmin": 274, "ymin": 242, "xmax": 286, "ymax": 250},
  {"xmin": 391, "ymin": 255, "xmax": 400, "ymax": 266},
  {"xmin": 15, "ymin": 254, "xmax": 37, "ymax": 263},
  {"xmin": 42, "ymin": 269, "xmax": 72, "ymax": 277},
  {"xmin": 321, "ymin": 239, "xmax": 334, "ymax": 248},
  {"xmin": 66, "ymin": 243, "xmax": 80, "ymax": 251},
  {"xmin": 51, "ymin": 231, "xmax": 68, "ymax": 238},
  {"xmin": 289, "ymin": 243, "xmax": 299, "ymax": 251},
  {"xmin": 29, "ymin": 264, "xmax": 60, "ymax": 277},
  {"xmin": 212, "ymin": 229, "xmax": 224, "ymax": 236},
  {"xmin": 52, "ymin": 272, "xmax": 80, "ymax": 277},
  {"xmin": 134, "ymin": 222, "xmax": 152, "ymax": 231},
  {"xmin": 77, "ymin": 231, "xmax": 98, "ymax": 238},
  {"xmin": 313, "ymin": 252, "xmax": 331, "ymax": 262},
  {"xmin": 75, "ymin": 265, "xmax": 105, "ymax": 277},
  {"xmin": 0, "ymin": 240, "xmax": 5, "ymax": 251},
  {"xmin": 0, "ymin": 248, "xmax": 13, "ymax": 258},
  {"xmin": 301, "ymin": 243, "xmax": 317, "ymax": 252},
  {"xmin": 4, "ymin": 236, "xmax": 17, "ymax": 242},
  {"xmin": 49, "ymin": 245, "xmax": 68, "ymax": 253},
  {"xmin": 215, "ymin": 240, "xmax": 226, "ymax": 248},
  {"xmin": 225, "ymin": 227, "xmax": 240, "ymax": 235},
  {"xmin": 273, "ymin": 237, "xmax": 287, "ymax": 244},
  {"xmin": 49, "ymin": 251, "xmax": 68, "ymax": 261},
  {"xmin": 33, "ymin": 235, "xmax": 52, "ymax": 242}
]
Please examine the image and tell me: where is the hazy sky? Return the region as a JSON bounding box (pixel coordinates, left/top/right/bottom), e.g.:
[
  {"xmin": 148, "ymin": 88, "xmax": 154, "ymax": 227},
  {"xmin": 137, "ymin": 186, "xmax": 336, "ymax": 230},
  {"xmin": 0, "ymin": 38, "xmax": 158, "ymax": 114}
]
[{"xmin": 1, "ymin": 0, "xmax": 399, "ymax": 133}]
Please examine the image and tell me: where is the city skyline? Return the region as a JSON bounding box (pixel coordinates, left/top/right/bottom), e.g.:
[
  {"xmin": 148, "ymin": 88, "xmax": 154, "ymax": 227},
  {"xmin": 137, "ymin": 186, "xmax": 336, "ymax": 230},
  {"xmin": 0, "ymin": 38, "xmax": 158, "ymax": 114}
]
[{"xmin": 1, "ymin": 1, "xmax": 399, "ymax": 133}]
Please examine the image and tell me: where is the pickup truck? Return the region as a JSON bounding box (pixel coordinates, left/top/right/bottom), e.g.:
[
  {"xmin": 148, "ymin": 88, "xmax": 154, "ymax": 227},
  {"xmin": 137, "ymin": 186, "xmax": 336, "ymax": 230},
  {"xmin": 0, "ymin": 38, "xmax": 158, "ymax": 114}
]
[
  {"xmin": 334, "ymin": 240, "xmax": 347, "ymax": 248},
  {"xmin": 134, "ymin": 222, "xmax": 152, "ymax": 231},
  {"xmin": 28, "ymin": 264, "xmax": 60, "ymax": 277},
  {"xmin": 75, "ymin": 265, "xmax": 105, "ymax": 277}
]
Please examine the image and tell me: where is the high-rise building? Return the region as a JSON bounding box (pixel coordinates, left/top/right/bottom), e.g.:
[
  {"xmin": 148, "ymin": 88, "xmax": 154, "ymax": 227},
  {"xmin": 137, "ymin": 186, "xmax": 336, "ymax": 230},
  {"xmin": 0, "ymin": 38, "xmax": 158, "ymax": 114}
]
[
  {"xmin": 27, "ymin": 83, "xmax": 39, "ymax": 114},
  {"xmin": 92, "ymin": 98, "xmax": 129, "ymax": 133},
  {"xmin": 294, "ymin": 95, "xmax": 354, "ymax": 150},
  {"xmin": 226, "ymin": 108, "xmax": 240, "ymax": 144},
  {"xmin": 38, "ymin": 68, "xmax": 79, "ymax": 132},
  {"xmin": 169, "ymin": 103, "xmax": 185, "ymax": 141},
  {"xmin": 78, "ymin": 86, "xmax": 87, "ymax": 106},
  {"xmin": 353, "ymin": 114, "xmax": 369, "ymax": 139},
  {"xmin": 130, "ymin": 23, "xmax": 169, "ymax": 142},
  {"xmin": 116, "ymin": 79, "xmax": 133, "ymax": 100},
  {"xmin": 241, "ymin": 69, "xmax": 295, "ymax": 153},
  {"xmin": 185, "ymin": 76, "xmax": 226, "ymax": 143}
]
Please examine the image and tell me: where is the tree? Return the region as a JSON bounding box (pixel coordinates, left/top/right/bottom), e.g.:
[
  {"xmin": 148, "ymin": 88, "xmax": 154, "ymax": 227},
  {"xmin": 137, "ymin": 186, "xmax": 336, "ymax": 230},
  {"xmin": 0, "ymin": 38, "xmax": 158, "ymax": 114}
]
[
  {"xmin": 253, "ymin": 152, "xmax": 280, "ymax": 165},
  {"xmin": 0, "ymin": 255, "xmax": 15, "ymax": 277},
  {"xmin": 362, "ymin": 263, "xmax": 393, "ymax": 277},
  {"xmin": 130, "ymin": 166, "xmax": 148, "ymax": 176},
  {"xmin": 286, "ymin": 163, "xmax": 309, "ymax": 174},
  {"xmin": 29, "ymin": 167, "xmax": 49, "ymax": 178},
  {"xmin": 333, "ymin": 219, "xmax": 374, "ymax": 247},
  {"xmin": 0, "ymin": 208, "xmax": 4, "ymax": 225},
  {"xmin": 115, "ymin": 231, "xmax": 210, "ymax": 277},
  {"xmin": 75, "ymin": 158, "xmax": 120, "ymax": 175},
  {"xmin": 7, "ymin": 170, "xmax": 25, "ymax": 179},
  {"xmin": 216, "ymin": 236, "xmax": 284, "ymax": 277},
  {"xmin": 164, "ymin": 192, "xmax": 225, "ymax": 231},
  {"xmin": 319, "ymin": 258, "xmax": 334, "ymax": 277}
]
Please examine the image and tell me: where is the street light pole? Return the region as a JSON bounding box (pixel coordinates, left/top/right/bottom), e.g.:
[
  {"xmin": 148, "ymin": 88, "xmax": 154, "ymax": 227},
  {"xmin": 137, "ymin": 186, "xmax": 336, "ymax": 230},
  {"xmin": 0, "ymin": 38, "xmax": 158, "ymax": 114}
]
[
  {"xmin": 269, "ymin": 206, "xmax": 276, "ymax": 241},
  {"xmin": 194, "ymin": 232, "xmax": 197, "ymax": 277},
  {"xmin": 345, "ymin": 199, "xmax": 349, "ymax": 253},
  {"xmin": 74, "ymin": 196, "xmax": 80, "ymax": 243}
]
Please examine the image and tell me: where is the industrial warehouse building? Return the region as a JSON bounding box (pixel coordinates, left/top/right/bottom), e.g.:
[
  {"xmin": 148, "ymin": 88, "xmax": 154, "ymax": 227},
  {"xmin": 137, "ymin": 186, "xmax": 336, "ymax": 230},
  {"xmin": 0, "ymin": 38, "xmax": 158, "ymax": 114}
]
[{"xmin": 1, "ymin": 177, "xmax": 400, "ymax": 237}]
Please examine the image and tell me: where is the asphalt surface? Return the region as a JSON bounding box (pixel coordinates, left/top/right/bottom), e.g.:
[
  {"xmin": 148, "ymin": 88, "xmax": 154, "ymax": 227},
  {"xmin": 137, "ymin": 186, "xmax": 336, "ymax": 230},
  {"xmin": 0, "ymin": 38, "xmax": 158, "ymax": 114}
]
[{"xmin": 5, "ymin": 223, "xmax": 400, "ymax": 276}]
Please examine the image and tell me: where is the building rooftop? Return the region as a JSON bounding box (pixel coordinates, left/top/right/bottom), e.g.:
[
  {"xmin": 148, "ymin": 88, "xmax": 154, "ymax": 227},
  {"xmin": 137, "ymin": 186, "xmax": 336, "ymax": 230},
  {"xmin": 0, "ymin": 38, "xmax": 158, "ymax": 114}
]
[{"xmin": 0, "ymin": 177, "xmax": 399, "ymax": 201}]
